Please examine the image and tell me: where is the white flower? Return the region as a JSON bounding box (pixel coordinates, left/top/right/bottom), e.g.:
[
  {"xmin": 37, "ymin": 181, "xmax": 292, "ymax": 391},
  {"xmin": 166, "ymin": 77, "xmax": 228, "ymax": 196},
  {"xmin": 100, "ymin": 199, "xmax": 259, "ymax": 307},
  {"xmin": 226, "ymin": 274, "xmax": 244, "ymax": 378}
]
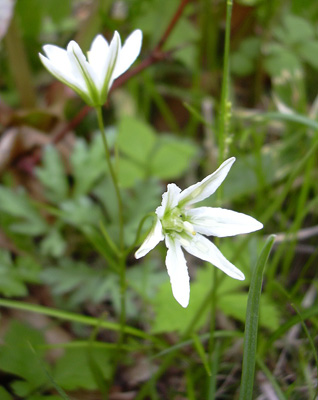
[
  {"xmin": 39, "ymin": 30, "xmax": 142, "ymax": 106},
  {"xmin": 135, "ymin": 157, "xmax": 263, "ymax": 308}
]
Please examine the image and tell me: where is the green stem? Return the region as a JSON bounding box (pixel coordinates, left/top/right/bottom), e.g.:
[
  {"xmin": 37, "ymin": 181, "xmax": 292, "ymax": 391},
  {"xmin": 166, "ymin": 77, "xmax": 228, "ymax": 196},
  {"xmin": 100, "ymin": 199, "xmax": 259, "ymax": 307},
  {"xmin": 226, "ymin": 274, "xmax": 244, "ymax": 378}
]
[
  {"xmin": 95, "ymin": 106, "xmax": 124, "ymax": 250},
  {"xmin": 206, "ymin": 0, "xmax": 233, "ymax": 395},
  {"xmin": 95, "ymin": 107, "xmax": 127, "ymax": 370},
  {"xmin": 0, "ymin": 299, "xmax": 156, "ymax": 342},
  {"xmin": 218, "ymin": 0, "xmax": 233, "ymax": 164}
]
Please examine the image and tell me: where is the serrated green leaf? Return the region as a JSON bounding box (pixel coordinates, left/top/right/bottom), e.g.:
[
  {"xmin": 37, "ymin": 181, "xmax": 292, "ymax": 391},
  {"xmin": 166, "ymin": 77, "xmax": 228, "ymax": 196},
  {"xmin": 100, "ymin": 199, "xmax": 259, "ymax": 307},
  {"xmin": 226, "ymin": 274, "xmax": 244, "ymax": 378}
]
[
  {"xmin": 60, "ymin": 196, "xmax": 103, "ymax": 227},
  {"xmin": 0, "ymin": 186, "xmax": 47, "ymax": 236},
  {"xmin": 71, "ymin": 135, "xmax": 108, "ymax": 197},
  {"xmin": 36, "ymin": 146, "xmax": 69, "ymax": 203},
  {"xmin": 41, "ymin": 260, "xmax": 118, "ymax": 306},
  {"xmin": 40, "ymin": 228, "xmax": 66, "ymax": 257},
  {"xmin": 0, "ymin": 250, "xmax": 40, "ymax": 297}
]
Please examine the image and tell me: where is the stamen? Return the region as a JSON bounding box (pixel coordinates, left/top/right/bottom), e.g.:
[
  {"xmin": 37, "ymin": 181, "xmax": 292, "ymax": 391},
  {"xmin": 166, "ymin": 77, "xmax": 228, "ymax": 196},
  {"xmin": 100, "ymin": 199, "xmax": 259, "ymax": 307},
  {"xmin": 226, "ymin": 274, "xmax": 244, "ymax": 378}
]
[{"xmin": 183, "ymin": 221, "xmax": 196, "ymax": 235}]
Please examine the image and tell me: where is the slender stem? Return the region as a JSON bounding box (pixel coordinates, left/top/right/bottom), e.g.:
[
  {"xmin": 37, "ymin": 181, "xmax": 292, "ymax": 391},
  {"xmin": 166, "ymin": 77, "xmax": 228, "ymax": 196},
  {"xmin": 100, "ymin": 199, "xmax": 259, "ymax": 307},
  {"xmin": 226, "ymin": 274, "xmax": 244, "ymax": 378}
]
[
  {"xmin": 95, "ymin": 106, "xmax": 124, "ymax": 250},
  {"xmin": 95, "ymin": 106, "xmax": 127, "ymax": 358},
  {"xmin": 207, "ymin": 0, "xmax": 233, "ymax": 394},
  {"xmin": 0, "ymin": 298, "xmax": 155, "ymax": 341},
  {"xmin": 218, "ymin": 0, "xmax": 233, "ymax": 164}
]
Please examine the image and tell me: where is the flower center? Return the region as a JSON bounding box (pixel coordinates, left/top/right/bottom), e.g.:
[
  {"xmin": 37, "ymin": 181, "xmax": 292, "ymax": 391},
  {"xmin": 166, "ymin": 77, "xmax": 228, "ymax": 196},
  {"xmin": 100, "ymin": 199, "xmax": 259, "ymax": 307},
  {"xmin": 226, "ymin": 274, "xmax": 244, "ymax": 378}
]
[{"xmin": 161, "ymin": 207, "xmax": 196, "ymax": 235}]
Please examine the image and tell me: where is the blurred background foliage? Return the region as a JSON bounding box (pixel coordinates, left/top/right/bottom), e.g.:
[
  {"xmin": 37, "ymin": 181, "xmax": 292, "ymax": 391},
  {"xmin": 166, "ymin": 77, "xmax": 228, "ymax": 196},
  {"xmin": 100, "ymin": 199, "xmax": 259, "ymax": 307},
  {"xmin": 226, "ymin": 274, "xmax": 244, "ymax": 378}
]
[{"xmin": 0, "ymin": 0, "xmax": 318, "ymax": 398}]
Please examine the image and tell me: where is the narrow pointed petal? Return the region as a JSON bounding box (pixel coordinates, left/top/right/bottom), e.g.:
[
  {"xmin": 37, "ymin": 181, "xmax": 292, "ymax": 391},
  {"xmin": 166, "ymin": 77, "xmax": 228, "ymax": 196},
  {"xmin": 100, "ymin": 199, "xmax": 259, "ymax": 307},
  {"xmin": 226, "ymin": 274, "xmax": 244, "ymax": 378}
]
[
  {"xmin": 40, "ymin": 45, "xmax": 85, "ymax": 91},
  {"xmin": 165, "ymin": 235, "xmax": 190, "ymax": 307},
  {"xmin": 87, "ymin": 34, "xmax": 110, "ymax": 86},
  {"xmin": 178, "ymin": 157, "xmax": 236, "ymax": 207},
  {"xmin": 67, "ymin": 41, "xmax": 97, "ymax": 86},
  {"xmin": 102, "ymin": 31, "xmax": 121, "ymax": 92},
  {"xmin": 42, "ymin": 44, "xmax": 70, "ymax": 70},
  {"xmin": 135, "ymin": 217, "xmax": 164, "ymax": 259},
  {"xmin": 186, "ymin": 207, "xmax": 263, "ymax": 237},
  {"xmin": 39, "ymin": 52, "xmax": 86, "ymax": 94},
  {"xmin": 181, "ymin": 233, "xmax": 245, "ymax": 280},
  {"xmin": 156, "ymin": 183, "xmax": 182, "ymax": 219},
  {"xmin": 113, "ymin": 29, "xmax": 143, "ymax": 79}
]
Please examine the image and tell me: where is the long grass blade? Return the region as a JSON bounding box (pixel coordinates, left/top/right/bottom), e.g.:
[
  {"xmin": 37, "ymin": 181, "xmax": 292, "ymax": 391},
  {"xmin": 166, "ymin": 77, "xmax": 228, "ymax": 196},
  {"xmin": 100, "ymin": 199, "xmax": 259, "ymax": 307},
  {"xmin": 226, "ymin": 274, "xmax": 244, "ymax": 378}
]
[{"xmin": 239, "ymin": 235, "xmax": 276, "ymax": 400}]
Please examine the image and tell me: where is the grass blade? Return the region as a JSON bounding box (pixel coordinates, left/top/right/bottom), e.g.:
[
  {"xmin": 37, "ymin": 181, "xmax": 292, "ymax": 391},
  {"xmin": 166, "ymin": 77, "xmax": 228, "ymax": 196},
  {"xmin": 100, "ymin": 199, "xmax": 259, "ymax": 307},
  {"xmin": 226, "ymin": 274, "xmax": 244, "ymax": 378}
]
[{"xmin": 239, "ymin": 235, "xmax": 276, "ymax": 400}]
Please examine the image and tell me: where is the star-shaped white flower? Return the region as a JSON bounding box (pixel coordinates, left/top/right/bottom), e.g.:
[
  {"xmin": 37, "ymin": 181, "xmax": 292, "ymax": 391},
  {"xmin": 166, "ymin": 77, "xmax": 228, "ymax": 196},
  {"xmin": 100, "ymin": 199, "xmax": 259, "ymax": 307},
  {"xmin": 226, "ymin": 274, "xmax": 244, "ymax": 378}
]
[
  {"xmin": 135, "ymin": 157, "xmax": 263, "ymax": 308},
  {"xmin": 39, "ymin": 30, "xmax": 142, "ymax": 106}
]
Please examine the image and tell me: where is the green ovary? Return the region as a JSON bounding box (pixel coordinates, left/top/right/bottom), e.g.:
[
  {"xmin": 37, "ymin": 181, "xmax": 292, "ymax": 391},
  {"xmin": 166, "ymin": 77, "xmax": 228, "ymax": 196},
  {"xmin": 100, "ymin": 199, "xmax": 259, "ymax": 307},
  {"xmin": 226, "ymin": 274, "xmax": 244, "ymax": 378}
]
[{"xmin": 161, "ymin": 207, "xmax": 195, "ymax": 235}]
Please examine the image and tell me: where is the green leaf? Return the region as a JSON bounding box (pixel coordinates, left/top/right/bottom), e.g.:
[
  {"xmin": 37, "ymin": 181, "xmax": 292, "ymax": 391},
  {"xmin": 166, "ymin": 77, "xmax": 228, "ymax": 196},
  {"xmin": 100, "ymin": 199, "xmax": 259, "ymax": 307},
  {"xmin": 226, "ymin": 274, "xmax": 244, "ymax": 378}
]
[
  {"xmin": 275, "ymin": 15, "xmax": 314, "ymax": 45},
  {"xmin": 53, "ymin": 347, "xmax": 111, "ymax": 390},
  {"xmin": 0, "ymin": 250, "xmax": 41, "ymax": 297},
  {"xmin": 118, "ymin": 156, "xmax": 145, "ymax": 188},
  {"xmin": 264, "ymin": 50, "xmax": 301, "ymax": 77},
  {"xmin": 151, "ymin": 135, "xmax": 198, "ymax": 179},
  {"xmin": 71, "ymin": 135, "xmax": 108, "ymax": 197},
  {"xmin": 0, "ymin": 320, "xmax": 48, "ymax": 392},
  {"xmin": 60, "ymin": 196, "xmax": 103, "ymax": 228},
  {"xmin": 0, "ymin": 186, "xmax": 47, "ymax": 235},
  {"xmin": 298, "ymin": 40, "xmax": 318, "ymax": 68},
  {"xmin": 41, "ymin": 260, "xmax": 119, "ymax": 307},
  {"xmin": 0, "ymin": 386, "xmax": 13, "ymax": 400},
  {"xmin": 118, "ymin": 116, "xmax": 156, "ymax": 164},
  {"xmin": 36, "ymin": 145, "xmax": 69, "ymax": 203},
  {"xmin": 40, "ymin": 228, "xmax": 66, "ymax": 257}
]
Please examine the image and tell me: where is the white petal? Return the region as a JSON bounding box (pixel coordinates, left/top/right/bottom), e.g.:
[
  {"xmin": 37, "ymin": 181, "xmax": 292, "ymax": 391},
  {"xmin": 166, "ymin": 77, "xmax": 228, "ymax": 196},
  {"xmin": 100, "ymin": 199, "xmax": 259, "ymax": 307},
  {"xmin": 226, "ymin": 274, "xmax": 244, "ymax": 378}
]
[
  {"xmin": 156, "ymin": 183, "xmax": 182, "ymax": 219},
  {"xmin": 39, "ymin": 52, "xmax": 87, "ymax": 94},
  {"xmin": 165, "ymin": 235, "xmax": 190, "ymax": 308},
  {"xmin": 181, "ymin": 233, "xmax": 245, "ymax": 280},
  {"xmin": 87, "ymin": 35, "xmax": 110, "ymax": 87},
  {"xmin": 40, "ymin": 45, "xmax": 85, "ymax": 90},
  {"xmin": 113, "ymin": 29, "xmax": 143, "ymax": 80},
  {"xmin": 42, "ymin": 44, "xmax": 70, "ymax": 71},
  {"xmin": 178, "ymin": 157, "xmax": 236, "ymax": 207},
  {"xmin": 186, "ymin": 207, "xmax": 263, "ymax": 237},
  {"xmin": 67, "ymin": 41, "xmax": 98, "ymax": 90},
  {"xmin": 103, "ymin": 31, "xmax": 121, "ymax": 91},
  {"xmin": 135, "ymin": 217, "xmax": 164, "ymax": 259}
]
